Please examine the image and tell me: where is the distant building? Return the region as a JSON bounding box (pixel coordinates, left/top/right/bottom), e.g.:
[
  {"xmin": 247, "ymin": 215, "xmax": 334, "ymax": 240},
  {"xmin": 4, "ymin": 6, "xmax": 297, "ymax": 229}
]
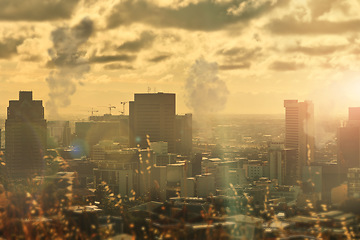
[
  {"xmin": 331, "ymin": 183, "xmax": 347, "ymax": 205},
  {"xmin": 166, "ymin": 163, "xmax": 187, "ymax": 198},
  {"xmin": 75, "ymin": 115, "xmax": 129, "ymax": 155},
  {"xmin": 93, "ymin": 148, "xmax": 147, "ymax": 196},
  {"xmin": 243, "ymin": 160, "xmax": 269, "ymax": 180},
  {"xmin": 5, "ymin": 91, "xmax": 47, "ymax": 178},
  {"xmin": 284, "ymin": 100, "xmax": 315, "ymax": 183},
  {"xmin": 268, "ymin": 142, "xmax": 286, "ymax": 185},
  {"xmin": 247, "ymin": 164, "xmax": 264, "ymax": 180},
  {"xmin": 154, "ymin": 153, "xmax": 177, "ymax": 166},
  {"xmin": 151, "ymin": 166, "xmax": 167, "ymax": 201},
  {"xmin": 302, "ymin": 165, "xmax": 322, "ymax": 194},
  {"xmin": 175, "ymin": 114, "xmax": 192, "ymax": 155},
  {"xmin": 338, "ymin": 107, "xmax": 360, "ymax": 168},
  {"xmin": 283, "ymin": 148, "xmax": 298, "ymax": 185},
  {"xmin": 301, "ymin": 162, "xmax": 344, "ymax": 202},
  {"xmin": 91, "ymin": 140, "xmax": 121, "ymax": 161},
  {"xmin": 47, "ymin": 121, "xmax": 71, "ymax": 147},
  {"xmin": 191, "ymin": 153, "xmax": 202, "ymax": 177},
  {"xmin": 348, "ymin": 168, "xmax": 360, "ymax": 198},
  {"xmin": 151, "ymin": 141, "xmax": 168, "ymax": 155},
  {"xmin": 129, "ymin": 93, "xmax": 176, "ymax": 153},
  {"xmin": 180, "ymin": 177, "xmax": 196, "ymax": 197},
  {"xmin": 270, "ymin": 185, "xmax": 302, "ymax": 203},
  {"xmin": 196, "ymin": 173, "xmax": 216, "ymax": 198}
]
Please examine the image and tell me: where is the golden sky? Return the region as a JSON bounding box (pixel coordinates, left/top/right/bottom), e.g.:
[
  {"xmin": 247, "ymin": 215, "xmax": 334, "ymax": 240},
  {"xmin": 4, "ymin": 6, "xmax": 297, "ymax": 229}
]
[{"xmin": 1, "ymin": 0, "xmax": 360, "ymax": 119}]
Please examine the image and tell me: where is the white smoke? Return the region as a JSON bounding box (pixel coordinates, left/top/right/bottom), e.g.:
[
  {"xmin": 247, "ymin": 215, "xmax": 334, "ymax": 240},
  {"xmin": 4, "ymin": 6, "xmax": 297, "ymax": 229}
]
[
  {"xmin": 46, "ymin": 17, "xmax": 94, "ymax": 118},
  {"xmin": 185, "ymin": 58, "xmax": 229, "ymax": 115}
]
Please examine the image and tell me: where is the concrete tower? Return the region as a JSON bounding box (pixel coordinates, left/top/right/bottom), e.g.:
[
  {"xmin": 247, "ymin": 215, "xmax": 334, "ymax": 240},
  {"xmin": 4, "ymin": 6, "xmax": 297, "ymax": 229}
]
[
  {"xmin": 129, "ymin": 93, "xmax": 176, "ymax": 153},
  {"xmin": 284, "ymin": 100, "xmax": 315, "ymax": 183},
  {"xmin": 5, "ymin": 91, "xmax": 47, "ymax": 178},
  {"xmin": 338, "ymin": 107, "xmax": 360, "ymax": 168}
]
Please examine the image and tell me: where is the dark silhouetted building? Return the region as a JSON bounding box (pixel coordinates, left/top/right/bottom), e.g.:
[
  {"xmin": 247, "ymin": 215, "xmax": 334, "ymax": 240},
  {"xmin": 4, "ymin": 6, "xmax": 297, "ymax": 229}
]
[
  {"xmin": 5, "ymin": 91, "xmax": 47, "ymax": 178},
  {"xmin": 129, "ymin": 93, "xmax": 176, "ymax": 153},
  {"xmin": 284, "ymin": 100, "xmax": 315, "ymax": 183},
  {"xmin": 175, "ymin": 114, "xmax": 192, "ymax": 156},
  {"xmin": 191, "ymin": 153, "xmax": 202, "ymax": 176},
  {"xmin": 338, "ymin": 107, "xmax": 360, "ymax": 168},
  {"xmin": 284, "ymin": 148, "xmax": 298, "ymax": 185},
  {"xmin": 302, "ymin": 162, "xmax": 344, "ymax": 202}
]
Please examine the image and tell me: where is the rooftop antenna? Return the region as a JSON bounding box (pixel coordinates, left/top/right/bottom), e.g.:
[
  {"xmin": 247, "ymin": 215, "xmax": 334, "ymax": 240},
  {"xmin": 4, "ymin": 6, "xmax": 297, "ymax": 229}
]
[{"xmin": 148, "ymin": 87, "xmax": 151, "ymax": 93}]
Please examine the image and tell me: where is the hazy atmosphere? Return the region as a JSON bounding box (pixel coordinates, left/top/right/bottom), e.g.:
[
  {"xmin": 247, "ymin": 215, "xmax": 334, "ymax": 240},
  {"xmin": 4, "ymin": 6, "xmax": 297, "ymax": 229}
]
[
  {"xmin": 1, "ymin": 0, "xmax": 360, "ymax": 118},
  {"xmin": 3, "ymin": 1, "xmax": 360, "ymax": 239}
]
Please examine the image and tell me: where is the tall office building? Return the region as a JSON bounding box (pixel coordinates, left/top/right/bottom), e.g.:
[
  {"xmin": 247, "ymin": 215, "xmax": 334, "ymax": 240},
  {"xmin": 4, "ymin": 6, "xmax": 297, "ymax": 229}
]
[
  {"xmin": 129, "ymin": 93, "xmax": 176, "ymax": 153},
  {"xmin": 284, "ymin": 100, "xmax": 315, "ymax": 182},
  {"xmin": 175, "ymin": 114, "xmax": 192, "ymax": 156},
  {"xmin": 5, "ymin": 91, "xmax": 47, "ymax": 178},
  {"xmin": 338, "ymin": 107, "xmax": 360, "ymax": 168}
]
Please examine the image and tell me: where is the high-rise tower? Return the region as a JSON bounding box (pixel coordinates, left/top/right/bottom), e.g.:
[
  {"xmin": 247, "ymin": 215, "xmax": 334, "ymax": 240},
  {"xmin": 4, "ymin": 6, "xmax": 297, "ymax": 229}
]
[
  {"xmin": 284, "ymin": 100, "xmax": 315, "ymax": 183},
  {"xmin": 5, "ymin": 91, "xmax": 47, "ymax": 178},
  {"xmin": 338, "ymin": 107, "xmax": 360, "ymax": 168},
  {"xmin": 129, "ymin": 93, "xmax": 176, "ymax": 153}
]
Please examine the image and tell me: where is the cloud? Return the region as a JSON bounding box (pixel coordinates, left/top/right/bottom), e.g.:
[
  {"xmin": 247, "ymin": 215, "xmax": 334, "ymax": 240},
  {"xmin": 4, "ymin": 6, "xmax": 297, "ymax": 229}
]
[
  {"xmin": 219, "ymin": 62, "xmax": 251, "ymax": 70},
  {"xmin": 117, "ymin": 31, "xmax": 156, "ymax": 52},
  {"xmin": 0, "ymin": 0, "xmax": 80, "ymax": 21},
  {"xmin": 106, "ymin": 0, "xmax": 289, "ymax": 31},
  {"xmin": 148, "ymin": 54, "xmax": 171, "ymax": 62},
  {"xmin": 0, "ymin": 37, "xmax": 24, "ymax": 59},
  {"xmin": 90, "ymin": 54, "xmax": 136, "ymax": 63},
  {"xmin": 286, "ymin": 44, "xmax": 346, "ymax": 56},
  {"xmin": 217, "ymin": 47, "xmax": 261, "ymax": 69},
  {"xmin": 266, "ymin": 16, "xmax": 360, "ymax": 35},
  {"xmin": 17, "ymin": 38, "xmax": 45, "ymax": 62},
  {"xmin": 269, "ymin": 61, "xmax": 305, "ymax": 71},
  {"xmin": 307, "ymin": 0, "xmax": 350, "ymax": 19},
  {"xmin": 218, "ymin": 46, "xmax": 262, "ymax": 59},
  {"xmin": 103, "ymin": 63, "xmax": 134, "ymax": 70}
]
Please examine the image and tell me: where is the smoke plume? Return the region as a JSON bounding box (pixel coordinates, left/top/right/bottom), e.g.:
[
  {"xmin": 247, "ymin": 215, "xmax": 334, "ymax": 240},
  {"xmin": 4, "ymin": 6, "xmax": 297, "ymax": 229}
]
[
  {"xmin": 185, "ymin": 58, "xmax": 229, "ymax": 115},
  {"xmin": 46, "ymin": 17, "xmax": 94, "ymax": 118}
]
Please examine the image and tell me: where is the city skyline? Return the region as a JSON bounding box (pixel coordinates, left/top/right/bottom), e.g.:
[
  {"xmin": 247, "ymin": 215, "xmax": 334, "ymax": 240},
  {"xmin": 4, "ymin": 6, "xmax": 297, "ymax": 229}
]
[
  {"xmin": 1, "ymin": 0, "xmax": 360, "ymax": 118},
  {"xmin": 3, "ymin": 2, "xmax": 360, "ymax": 237}
]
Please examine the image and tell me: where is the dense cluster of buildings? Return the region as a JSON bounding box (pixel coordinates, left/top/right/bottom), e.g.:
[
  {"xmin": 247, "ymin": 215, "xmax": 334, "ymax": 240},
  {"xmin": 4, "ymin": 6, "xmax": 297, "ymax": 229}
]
[{"xmin": 3, "ymin": 91, "xmax": 360, "ymax": 238}]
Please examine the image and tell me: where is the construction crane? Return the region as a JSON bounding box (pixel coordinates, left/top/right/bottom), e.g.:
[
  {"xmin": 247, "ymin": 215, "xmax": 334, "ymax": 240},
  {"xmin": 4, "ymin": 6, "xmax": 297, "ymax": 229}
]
[
  {"xmin": 120, "ymin": 101, "xmax": 128, "ymax": 115},
  {"xmin": 99, "ymin": 105, "xmax": 116, "ymax": 115},
  {"xmin": 88, "ymin": 108, "xmax": 98, "ymax": 116}
]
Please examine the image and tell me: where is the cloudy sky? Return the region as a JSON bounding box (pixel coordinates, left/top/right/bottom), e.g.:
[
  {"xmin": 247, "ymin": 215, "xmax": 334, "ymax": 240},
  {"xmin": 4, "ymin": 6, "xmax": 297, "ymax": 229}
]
[{"xmin": 1, "ymin": 0, "xmax": 360, "ymax": 119}]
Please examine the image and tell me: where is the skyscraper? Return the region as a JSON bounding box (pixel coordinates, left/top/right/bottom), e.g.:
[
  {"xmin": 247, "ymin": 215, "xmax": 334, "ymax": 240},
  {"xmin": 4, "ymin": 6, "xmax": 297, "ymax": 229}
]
[
  {"xmin": 5, "ymin": 91, "xmax": 47, "ymax": 178},
  {"xmin": 284, "ymin": 100, "xmax": 315, "ymax": 182},
  {"xmin": 129, "ymin": 92, "xmax": 176, "ymax": 153},
  {"xmin": 338, "ymin": 107, "xmax": 360, "ymax": 168},
  {"xmin": 175, "ymin": 114, "xmax": 192, "ymax": 156}
]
